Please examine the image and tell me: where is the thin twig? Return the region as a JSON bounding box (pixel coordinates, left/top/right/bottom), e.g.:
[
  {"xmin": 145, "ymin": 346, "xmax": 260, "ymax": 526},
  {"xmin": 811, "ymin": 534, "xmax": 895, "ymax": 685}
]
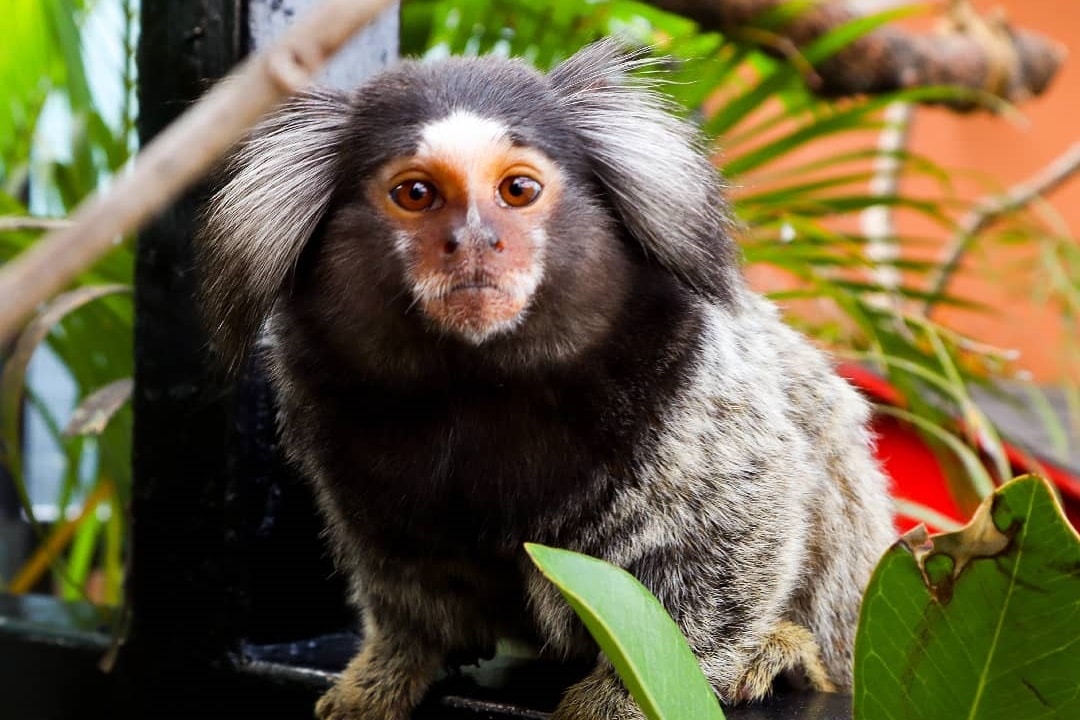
[
  {"xmin": 0, "ymin": 217, "xmax": 74, "ymax": 232},
  {"xmin": 0, "ymin": 0, "xmax": 395, "ymax": 344},
  {"xmin": 861, "ymin": 100, "xmax": 916, "ymax": 308},
  {"xmin": 923, "ymin": 141, "xmax": 1080, "ymax": 316}
]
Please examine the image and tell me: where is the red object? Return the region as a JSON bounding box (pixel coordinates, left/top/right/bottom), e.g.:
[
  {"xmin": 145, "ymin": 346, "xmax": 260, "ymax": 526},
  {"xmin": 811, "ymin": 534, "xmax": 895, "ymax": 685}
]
[{"xmin": 838, "ymin": 363, "xmax": 1080, "ymax": 533}]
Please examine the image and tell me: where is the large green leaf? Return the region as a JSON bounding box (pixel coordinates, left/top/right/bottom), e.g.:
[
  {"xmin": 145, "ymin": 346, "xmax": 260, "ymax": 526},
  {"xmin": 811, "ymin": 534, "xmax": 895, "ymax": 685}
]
[
  {"xmin": 525, "ymin": 543, "xmax": 725, "ymax": 720},
  {"xmin": 854, "ymin": 475, "xmax": 1080, "ymax": 719}
]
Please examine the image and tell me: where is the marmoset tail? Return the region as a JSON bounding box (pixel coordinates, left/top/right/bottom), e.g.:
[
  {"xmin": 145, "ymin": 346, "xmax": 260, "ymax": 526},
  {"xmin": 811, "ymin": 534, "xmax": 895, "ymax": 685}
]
[{"xmin": 197, "ymin": 39, "xmax": 895, "ymax": 720}]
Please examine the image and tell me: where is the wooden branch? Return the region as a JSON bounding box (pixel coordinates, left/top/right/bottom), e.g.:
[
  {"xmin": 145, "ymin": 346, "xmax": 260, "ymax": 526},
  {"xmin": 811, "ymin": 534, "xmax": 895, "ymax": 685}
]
[
  {"xmin": 0, "ymin": 0, "xmax": 395, "ymax": 344},
  {"xmin": 923, "ymin": 141, "xmax": 1080, "ymax": 316},
  {"xmin": 645, "ymin": 0, "xmax": 1066, "ymax": 106},
  {"xmin": 0, "ymin": 217, "xmax": 74, "ymax": 233}
]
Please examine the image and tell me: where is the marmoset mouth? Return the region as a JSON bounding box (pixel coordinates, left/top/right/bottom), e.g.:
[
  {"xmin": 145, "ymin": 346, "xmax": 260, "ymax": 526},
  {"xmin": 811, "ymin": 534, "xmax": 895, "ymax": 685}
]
[
  {"xmin": 449, "ymin": 282, "xmax": 502, "ymax": 293},
  {"xmin": 420, "ymin": 279, "xmax": 528, "ymax": 344}
]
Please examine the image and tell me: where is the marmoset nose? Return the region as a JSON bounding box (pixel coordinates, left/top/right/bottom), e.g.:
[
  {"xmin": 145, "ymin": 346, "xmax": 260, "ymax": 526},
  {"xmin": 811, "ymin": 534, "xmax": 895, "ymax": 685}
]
[{"xmin": 445, "ymin": 224, "xmax": 503, "ymax": 254}]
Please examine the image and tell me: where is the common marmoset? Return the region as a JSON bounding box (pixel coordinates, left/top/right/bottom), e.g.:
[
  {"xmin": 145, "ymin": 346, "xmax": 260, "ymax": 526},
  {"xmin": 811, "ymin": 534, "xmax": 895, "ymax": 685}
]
[{"xmin": 197, "ymin": 40, "xmax": 894, "ymax": 719}]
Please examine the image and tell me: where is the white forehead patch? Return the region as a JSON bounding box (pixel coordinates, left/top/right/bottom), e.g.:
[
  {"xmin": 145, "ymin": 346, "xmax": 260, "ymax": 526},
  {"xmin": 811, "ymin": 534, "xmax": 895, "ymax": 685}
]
[{"xmin": 418, "ymin": 111, "xmax": 511, "ymax": 166}]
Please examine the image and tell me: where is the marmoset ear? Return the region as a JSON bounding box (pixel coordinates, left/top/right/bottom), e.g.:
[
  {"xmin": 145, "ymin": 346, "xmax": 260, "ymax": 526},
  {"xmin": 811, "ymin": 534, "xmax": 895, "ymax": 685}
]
[
  {"xmin": 197, "ymin": 88, "xmax": 351, "ymax": 372},
  {"xmin": 549, "ymin": 40, "xmax": 737, "ymax": 301}
]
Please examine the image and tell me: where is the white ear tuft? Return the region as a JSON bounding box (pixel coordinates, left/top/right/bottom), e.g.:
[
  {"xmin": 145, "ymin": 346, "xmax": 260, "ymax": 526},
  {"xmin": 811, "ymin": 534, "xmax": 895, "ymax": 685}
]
[
  {"xmin": 549, "ymin": 40, "xmax": 738, "ymax": 300},
  {"xmin": 197, "ymin": 88, "xmax": 351, "ymax": 371}
]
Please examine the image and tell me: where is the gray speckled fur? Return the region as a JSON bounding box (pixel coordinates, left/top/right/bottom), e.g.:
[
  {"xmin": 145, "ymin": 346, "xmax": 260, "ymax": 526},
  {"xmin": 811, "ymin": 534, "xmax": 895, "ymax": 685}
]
[
  {"xmin": 527, "ymin": 297, "xmax": 893, "ymax": 693},
  {"xmin": 198, "ymin": 40, "xmax": 895, "ymax": 720}
]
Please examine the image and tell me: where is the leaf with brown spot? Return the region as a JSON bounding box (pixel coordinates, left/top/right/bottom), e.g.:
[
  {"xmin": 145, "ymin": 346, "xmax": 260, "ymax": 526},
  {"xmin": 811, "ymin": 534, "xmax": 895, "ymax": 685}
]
[{"xmin": 855, "ymin": 475, "xmax": 1080, "ymax": 719}]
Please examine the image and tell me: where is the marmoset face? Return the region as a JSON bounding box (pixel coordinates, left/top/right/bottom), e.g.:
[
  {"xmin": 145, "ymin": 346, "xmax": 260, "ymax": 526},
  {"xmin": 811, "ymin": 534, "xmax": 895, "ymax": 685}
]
[
  {"xmin": 198, "ymin": 44, "xmax": 733, "ymax": 374},
  {"xmin": 370, "ymin": 111, "xmax": 565, "ymax": 344}
]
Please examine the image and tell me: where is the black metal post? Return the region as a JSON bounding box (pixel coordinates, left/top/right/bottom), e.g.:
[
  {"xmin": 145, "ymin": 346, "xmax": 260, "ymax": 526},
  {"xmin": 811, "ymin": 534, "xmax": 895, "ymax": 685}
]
[{"xmin": 123, "ymin": 0, "xmax": 247, "ymax": 715}]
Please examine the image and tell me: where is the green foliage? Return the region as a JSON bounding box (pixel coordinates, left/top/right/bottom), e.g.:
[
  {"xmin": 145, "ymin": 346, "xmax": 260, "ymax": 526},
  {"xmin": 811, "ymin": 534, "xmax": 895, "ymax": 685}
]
[
  {"xmin": 855, "ymin": 475, "xmax": 1080, "ymax": 719},
  {"xmin": 525, "ymin": 543, "xmax": 726, "ymax": 720},
  {"xmin": 0, "ymin": 286, "xmax": 131, "ymax": 599},
  {"xmin": 0, "ymin": 0, "xmax": 137, "ymax": 602}
]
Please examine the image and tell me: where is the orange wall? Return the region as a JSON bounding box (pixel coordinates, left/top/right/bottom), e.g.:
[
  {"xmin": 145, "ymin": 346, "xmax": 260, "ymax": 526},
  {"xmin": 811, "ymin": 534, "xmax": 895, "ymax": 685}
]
[{"xmin": 899, "ymin": 0, "xmax": 1079, "ymax": 383}]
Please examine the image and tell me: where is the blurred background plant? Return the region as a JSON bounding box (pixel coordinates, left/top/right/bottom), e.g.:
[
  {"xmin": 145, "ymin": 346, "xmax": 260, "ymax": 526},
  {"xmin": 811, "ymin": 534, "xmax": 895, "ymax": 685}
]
[
  {"xmin": 1, "ymin": 0, "xmax": 137, "ymax": 605},
  {"xmin": 1, "ymin": 0, "xmax": 1076, "ymax": 606}
]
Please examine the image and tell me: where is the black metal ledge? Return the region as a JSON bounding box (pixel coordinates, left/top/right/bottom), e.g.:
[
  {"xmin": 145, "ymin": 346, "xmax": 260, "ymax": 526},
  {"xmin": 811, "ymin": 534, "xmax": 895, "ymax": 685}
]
[
  {"xmin": 1, "ymin": 594, "xmax": 113, "ymax": 720},
  {"xmin": 1, "ymin": 594, "xmax": 852, "ymax": 720}
]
